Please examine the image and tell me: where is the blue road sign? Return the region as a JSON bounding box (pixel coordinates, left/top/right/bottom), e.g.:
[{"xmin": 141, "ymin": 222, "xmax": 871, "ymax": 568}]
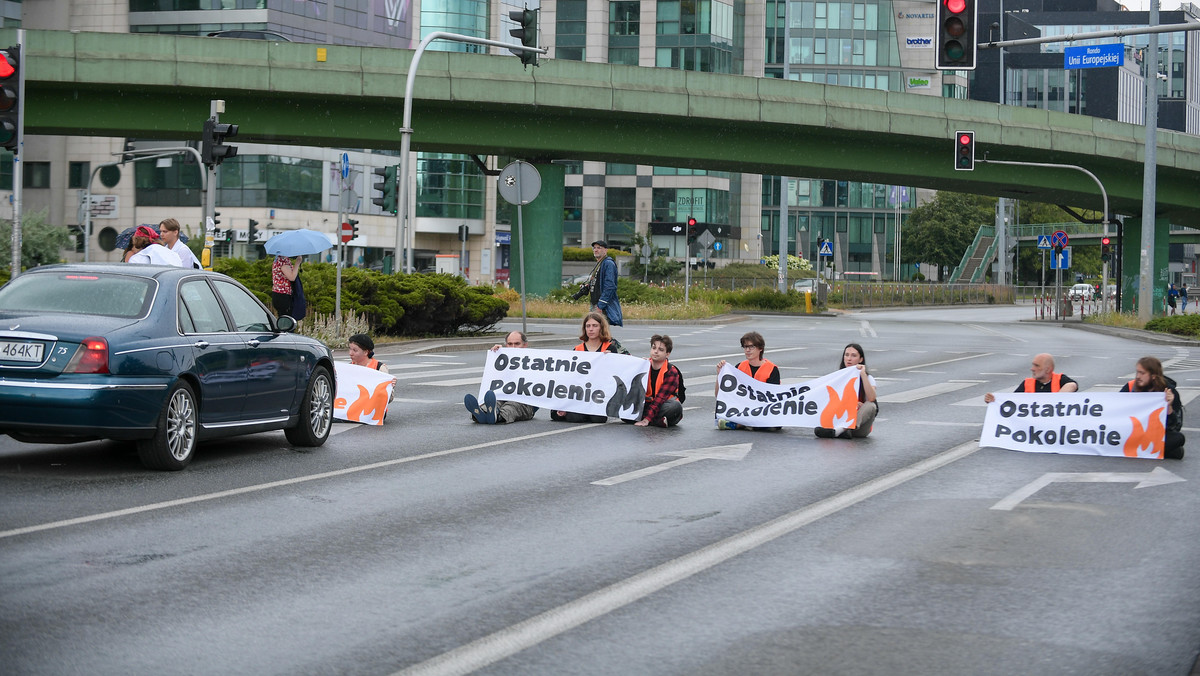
[
  {"xmin": 1036, "ymin": 235, "xmax": 1052, "ymax": 250},
  {"xmin": 1065, "ymin": 44, "xmax": 1123, "ymax": 70},
  {"xmin": 341, "ymin": 152, "xmax": 350, "ymax": 179},
  {"xmin": 1050, "ymin": 230, "xmax": 1069, "ymax": 249},
  {"xmin": 818, "ymin": 241, "xmax": 834, "ymax": 257},
  {"xmin": 713, "ymin": 241, "xmax": 722, "ymax": 251},
  {"xmin": 1050, "ymin": 246, "xmax": 1071, "ymax": 270}
]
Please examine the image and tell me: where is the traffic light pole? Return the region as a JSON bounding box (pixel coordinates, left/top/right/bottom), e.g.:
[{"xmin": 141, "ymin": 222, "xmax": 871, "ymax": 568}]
[
  {"xmin": 396, "ymin": 32, "xmax": 546, "ymax": 274},
  {"xmin": 978, "ymin": 158, "xmax": 1109, "ymax": 313},
  {"xmin": 7, "ymin": 29, "xmax": 23, "ymax": 278}
]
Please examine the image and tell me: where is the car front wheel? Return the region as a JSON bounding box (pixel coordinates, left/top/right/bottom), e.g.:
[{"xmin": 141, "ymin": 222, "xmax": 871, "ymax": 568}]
[
  {"xmin": 137, "ymin": 381, "xmax": 198, "ymax": 471},
  {"xmin": 285, "ymin": 366, "xmax": 333, "ymax": 447}
]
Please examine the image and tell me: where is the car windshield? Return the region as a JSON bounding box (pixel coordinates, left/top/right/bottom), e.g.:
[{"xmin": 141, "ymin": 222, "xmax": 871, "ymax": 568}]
[{"xmin": 0, "ymin": 272, "xmax": 155, "ymax": 318}]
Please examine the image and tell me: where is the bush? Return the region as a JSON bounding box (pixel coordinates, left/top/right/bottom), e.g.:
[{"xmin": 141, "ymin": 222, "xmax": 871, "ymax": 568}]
[
  {"xmin": 1145, "ymin": 314, "xmax": 1200, "ymax": 337},
  {"xmin": 216, "ymin": 259, "xmax": 508, "ymax": 336}
]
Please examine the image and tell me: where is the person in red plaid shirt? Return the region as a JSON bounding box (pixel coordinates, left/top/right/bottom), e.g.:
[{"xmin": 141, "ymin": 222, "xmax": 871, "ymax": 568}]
[{"xmin": 633, "ymin": 334, "xmax": 685, "ymax": 427}]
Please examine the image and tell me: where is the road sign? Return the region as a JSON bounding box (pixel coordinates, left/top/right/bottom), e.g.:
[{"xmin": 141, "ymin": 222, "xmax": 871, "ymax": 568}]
[
  {"xmin": 697, "ymin": 230, "xmax": 715, "ymax": 250},
  {"xmin": 1036, "ymin": 235, "xmax": 1052, "ymax": 250},
  {"xmin": 1050, "ymin": 246, "xmax": 1071, "ymax": 269},
  {"xmin": 1064, "ymin": 44, "xmax": 1123, "ymax": 71},
  {"xmin": 497, "ymin": 161, "xmax": 542, "ymax": 205},
  {"xmin": 818, "ymin": 241, "xmax": 834, "ymax": 257},
  {"xmin": 340, "ymin": 222, "xmax": 354, "ymax": 243},
  {"xmin": 341, "ymin": 152, "xmax": 350, "ymax": 180},
  {"xmin": 1050, "ymin": 230, "xmax": 1069, "ymax": 249}
]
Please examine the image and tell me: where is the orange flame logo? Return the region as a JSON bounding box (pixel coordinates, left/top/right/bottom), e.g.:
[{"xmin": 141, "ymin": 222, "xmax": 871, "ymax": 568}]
[
  {"xmin": 820, "ymin": 378, "xmax": 859, "ymax": 429},
  {"xmin": 1124, "ymin": 407, "xmax": 1166, "ymax": 458},
  {"xmin": 347, "ymin": 382, "xmax": 392, "ymax": 424}
]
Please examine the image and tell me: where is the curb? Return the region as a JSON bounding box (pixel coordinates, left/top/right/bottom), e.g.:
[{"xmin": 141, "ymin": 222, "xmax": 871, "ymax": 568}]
[{"xmin": 1061, "ymin": 322, "xmax": 1200, "ymax": 346}]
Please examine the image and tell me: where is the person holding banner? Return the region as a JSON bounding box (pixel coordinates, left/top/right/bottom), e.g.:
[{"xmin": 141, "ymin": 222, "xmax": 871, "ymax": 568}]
[
  {"xmin": 814, "ymin": 343, "xmax": 878, "ymax": 438},
  {"xmin": 983, "ymin": 353, "xmax": 1078, "ymax": 403},
  {"xmin": 551, "ymin": 313, "xmax": 622, "ymax": 423},
  {"xmin": 1120, "ymin": 356, "xmax": 1185, "ymax": 459},
  {"xmin": 347, "ymin": 333, "xmax": 395, "ymax": 405},
  {"xmin": 632, "ymin": 335, "xmax": 685, "ymax": 428},
  {"xmin": 465, "ymin": 331, "xmax": 539, "ymax": 425},
  {"xmin": 715, "ymin": 331, "xmax": 780, "ymax": 430}
]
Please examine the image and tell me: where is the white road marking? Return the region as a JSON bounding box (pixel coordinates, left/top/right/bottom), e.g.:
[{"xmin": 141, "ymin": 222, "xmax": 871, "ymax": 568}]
[
  {"xmin": 906, "ymin": 421, "xmax": 983, "ymax": 427},
  {"xmin": 878, "ymin": 381, "xmax": 981, "ymax": 404},
  {"xmin": 990, "ymin": 468, "xmax": 1186, "ymax": 511},
  {"xmin": 966, "ymin": 323, "xmax": 1027, "ymax": 343},
  {"xmin": 859, "ymin": 320, "xmax": 876, "ymax": 338},
  {"xmin": 591, "ymin": 444, "xmax": 752, "ymax": 487},
  {"xmin": 393, "ymin": 440, "xmax": 981, "ymax": 676},
  {"xmin": 893, "ymin": 352, "xmax": 994, "ymax": 372},
  {"xmin": 0, "ymin": 425, "xmax": 602, "ymax": 540}
]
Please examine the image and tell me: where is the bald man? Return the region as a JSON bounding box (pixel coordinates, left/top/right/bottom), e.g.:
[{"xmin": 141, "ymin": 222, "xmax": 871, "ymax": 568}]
[
  {"xmin": 983, "ymin": 353, "xmax": 1078, "ymax": 403},
  {"xmin": 465, "ymin": 330, "xmax": 539, "ymax": 424}
]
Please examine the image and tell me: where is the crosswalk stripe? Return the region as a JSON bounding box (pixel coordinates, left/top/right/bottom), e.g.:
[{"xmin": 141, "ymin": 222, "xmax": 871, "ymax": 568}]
[{"xmin": 878, "ymin": 381, "xmax": 980, "ymax": 404}]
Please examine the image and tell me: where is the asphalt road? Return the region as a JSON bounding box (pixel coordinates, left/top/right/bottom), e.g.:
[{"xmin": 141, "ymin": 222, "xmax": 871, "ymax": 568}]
[{"xmin": 1, "ymin": 305, "xmax": 1198, "ymax": 676}]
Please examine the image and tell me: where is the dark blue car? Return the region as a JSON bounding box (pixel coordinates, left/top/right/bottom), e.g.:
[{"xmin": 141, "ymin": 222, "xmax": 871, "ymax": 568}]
[{"xmin": 0, "ymin": 264, "xmax": 336, "ymax": 470}]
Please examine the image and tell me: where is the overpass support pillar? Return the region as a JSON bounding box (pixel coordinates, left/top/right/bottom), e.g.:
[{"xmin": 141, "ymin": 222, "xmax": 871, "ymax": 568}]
[
  {"xmin": 510, "ymin": 162, "xmax": 565, "ymax": 297},
  {"xmin": 1119, "ymin": 217, "xmax": 1170, "ymax": 315}
]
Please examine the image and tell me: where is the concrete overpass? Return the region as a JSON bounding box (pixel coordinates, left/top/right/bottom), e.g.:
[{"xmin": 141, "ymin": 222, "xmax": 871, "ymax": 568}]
[{"xmin": 10, "ymin": 28, "xmax": 1200, "ymax": 225}]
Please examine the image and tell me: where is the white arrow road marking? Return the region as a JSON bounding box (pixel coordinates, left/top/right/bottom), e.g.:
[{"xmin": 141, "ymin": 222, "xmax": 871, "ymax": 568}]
[
  {"xmin": 990, "ymin": 467, "xmax": 1186, "ymax": 511},
  {"xmin": 591, "ymin": 443, "xmax": 752, "ymax": 486}
]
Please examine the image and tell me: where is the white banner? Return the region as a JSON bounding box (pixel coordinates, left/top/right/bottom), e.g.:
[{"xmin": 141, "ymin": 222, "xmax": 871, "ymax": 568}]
[
  {"xmin": 714, "ymin": 365, "xmax": 862, "ymax": 428},
  {"xmin": 333, "ymin": 362, "xmax": 396, "ymax": 425},
  {"xmin": 981, "ymin": 392, "xmax": 1168, "ymax": 459},
  {"xmin": 478, "ymin": 348, "xmax": 649, "ymax": 420}
]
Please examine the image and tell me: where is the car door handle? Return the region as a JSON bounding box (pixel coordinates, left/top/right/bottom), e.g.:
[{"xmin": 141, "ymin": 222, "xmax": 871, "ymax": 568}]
[
  {"xmin": 194, "ymin": 340, "xmax": 210, "ymax": 349},
  {"xmin": 248, "ymin": 339, "xmax": 260, "ymax": 347}
]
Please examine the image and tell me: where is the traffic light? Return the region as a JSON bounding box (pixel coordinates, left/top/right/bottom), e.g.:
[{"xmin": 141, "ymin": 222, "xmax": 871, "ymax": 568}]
[
  {"xmin": 686, "ymin": 217, "xmax": 698, "ymax": 245},
  {"xmin": 935, "ymin": 0, "xmax": 977, "ymax": 70},
  {"xmin": 1102, "ymin": 236, "xmax": 1111, "ymax": 262},
  {"xmin": 954, "ymin": 130, "xmax": 975, "ymax": 171},
  {"xmin": 201, "ymin": 117, "xmax": 239, "ymax": 167},
  {"xmin": 348, "ymin": 218, "xmax": 359, "ymax": 239},
  {"xmin": 121, "ymin": 140, "xmax": 136, "ymax": 164},
  {"xmin": 248, "ymin": 219, "xmax": 259, "ymax": 244},
  {"xmin": 0, "ymin": 46, "xmax": 19, "ymax": 152},
  {"xmin": 213, "ymin": 210, "xmax": 222, "ymax": 227},
  {"xmin": 372, "ymin": 165, "xmax": 398, "ymax": 214},
  {"xmin": 509, "ymin": 8, "xmax": 539, "ymax": 67}
]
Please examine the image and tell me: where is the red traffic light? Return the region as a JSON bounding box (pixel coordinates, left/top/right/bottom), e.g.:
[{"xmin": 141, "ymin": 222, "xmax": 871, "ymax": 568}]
[
  {"xmin": 1101, "ymin": 237, "xmax": 1111, "ymax": 245},
  {"xmin": 687, "ymin": 217, "xmax": 697, "ymax": 227},
  {"xmin": 944, "ymin": 0, "xmax": 966, "ymax": 13}
]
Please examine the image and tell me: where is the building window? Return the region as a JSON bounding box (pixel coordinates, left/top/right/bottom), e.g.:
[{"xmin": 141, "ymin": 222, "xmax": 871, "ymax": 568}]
[
  {"xmin": 605, "ymin": 187, "xmax": 636, "ymax": 239},
  {"xmin": 134, "ymin": 158, "xmax": 204, "ymax": 207},
  {"xmin": 415, "ymin": 153, "xmax": 484, "ymax": 220},
  {"xmin": 69, "ymin": 162, "xmax": 90, "ymax": 190},
  {"xmin": 23, "ymin": 162, "xmax": 50, "ymax": 189},
  {"xmin": 563, "ymin": 186, "xmax": 582, "ymax": 234},
  {"xmin": 610, "ymin": 2, "xmax": 640, "ymax": 36},
  {"xmin": 557, "ymin": 0, "xmax": 587, "ymax": 61}
]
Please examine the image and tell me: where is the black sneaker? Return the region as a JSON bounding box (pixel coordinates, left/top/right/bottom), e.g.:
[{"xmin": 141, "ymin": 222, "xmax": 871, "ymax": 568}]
[{"xmin": 814, "ymin": 427, "xmax": 835, "ymax": 438}]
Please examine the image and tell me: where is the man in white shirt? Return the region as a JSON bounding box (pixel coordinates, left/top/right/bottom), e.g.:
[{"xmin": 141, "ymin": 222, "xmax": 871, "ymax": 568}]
[
  {"xmin": 127, "ymin": 225, "xmax": 184, "ymax": 266},
  {"xmin": 159, "ymin": 218, "xmax": 199, "ymax": 268}
]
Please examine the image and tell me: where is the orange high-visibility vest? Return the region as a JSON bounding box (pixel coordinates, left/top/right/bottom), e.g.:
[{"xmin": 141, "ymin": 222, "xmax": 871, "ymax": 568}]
[
  {"xmin": 738, "ymin": 359, "xmax": 777, "ymax": 382},
  {"xmin": 1023, "ymin": 372, "xmax": 1063, "ymax": 392}
]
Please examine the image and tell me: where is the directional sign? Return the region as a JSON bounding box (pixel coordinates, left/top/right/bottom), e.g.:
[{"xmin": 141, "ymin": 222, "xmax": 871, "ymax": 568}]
[
  {"xmin": 1036, "ymin": 235, "xmax": 1052, "ymax": 250},
  {"xmin": 340, "ymin": 152, "xmax": 350, "ymax": 180},
  {"xmin": 591, "ymin": 443, "xmax": 751, "ymax": 486},
  {"xmin": 990, "ymin": 467, "xmax": 1185, "ymax": 511},
  {"xmin": 1050, "ymin": 230, "xmax": 1069, "ymax": 249},
  {"xmin": 1050, "ymin": 246, "xmax": 1071, "ymax": 270},
  {"xmin": 818, "ymin": 241, "xmax": 834, "ymax": 257},
  {"xmin": 1065, "ymin": 44, "xmax": 1123, "ymax": 70}
]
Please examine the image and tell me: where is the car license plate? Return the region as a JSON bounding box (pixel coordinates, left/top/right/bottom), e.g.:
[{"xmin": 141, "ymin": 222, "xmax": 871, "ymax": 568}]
[{"xmin": 0, "ymin": 339, "xmax": 44, "ymax": 362}]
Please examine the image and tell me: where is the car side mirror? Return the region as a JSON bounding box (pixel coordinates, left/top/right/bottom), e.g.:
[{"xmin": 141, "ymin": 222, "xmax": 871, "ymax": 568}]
[{"xmin": 276, "ymin": 315, "xmax": 297, "ymax": 333}]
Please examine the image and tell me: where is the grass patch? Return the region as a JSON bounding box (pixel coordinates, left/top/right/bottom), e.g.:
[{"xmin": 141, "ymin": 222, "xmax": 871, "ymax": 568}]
[
  {"xmin": 513, "ymin": 297, "xmax": 729, "ymax": 321},
  {"xmin": 1083, "ymin": 312, "xmax": 1146, "ymax": 330},
  {"xmin": 1144, "ymin": 314, "xmax": 1200, "ymax": 338}
]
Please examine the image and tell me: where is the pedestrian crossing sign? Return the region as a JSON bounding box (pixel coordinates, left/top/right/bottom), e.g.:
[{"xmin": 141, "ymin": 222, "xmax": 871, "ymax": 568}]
[
  {"xmin": 818, "ymin": 241, "xmax": 834, "ymax": 256},
  {"xmin": 1037, "ymin": 235, "xmax": 1052, "ymax": 249}
]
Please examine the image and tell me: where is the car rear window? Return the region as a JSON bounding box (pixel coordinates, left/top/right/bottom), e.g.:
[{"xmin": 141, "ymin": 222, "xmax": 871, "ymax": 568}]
[{"xmin": 0, "ymin": 272, "xmax": 155, "ymax": 318}]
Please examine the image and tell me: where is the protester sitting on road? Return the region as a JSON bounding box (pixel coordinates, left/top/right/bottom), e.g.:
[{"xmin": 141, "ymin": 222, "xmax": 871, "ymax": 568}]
[
  {"xmin": 550, "ymin": 313, "xmax": 624, "ymax": 423},
  {"xmin": 1120, "ymin": 356, "xmax": 1185, "ymax": 459},
  {"xmin": 814, "ymin": 342, "xmax": 878, "ymax": 439},
  {"xmin": 465, "ymin": 330, "xmax": 539, "ymax": 425},
  {"xmin": 347, "ymin": 333, "xmax": 395, "ymax": 404},
  {"xmin": 983, "ymin": 353, "xmax": 1078, "ymax": 403},
  {"xmin": 631, "ymin": 334, "xmax": 685, "ymax": 428},
  {"xmin": 716, "ymin": 331, "xmax": 780, "ymax": 430}
]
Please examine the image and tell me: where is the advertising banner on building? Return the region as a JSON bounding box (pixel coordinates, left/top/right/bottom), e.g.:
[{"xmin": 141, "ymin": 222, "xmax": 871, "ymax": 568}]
[{"xmin": 981, "ymin": 393, "xmax": 1168, "ymax": 459}]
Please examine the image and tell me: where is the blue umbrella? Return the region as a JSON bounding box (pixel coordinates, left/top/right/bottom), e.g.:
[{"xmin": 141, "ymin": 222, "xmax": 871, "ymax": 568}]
[
  {"xmin": 264, "ymin": 229, "xmax": 334, "ymax": 257},
  {"xmin": 115, "ymin": 224, "xmax": 189, "ymax": 250}
]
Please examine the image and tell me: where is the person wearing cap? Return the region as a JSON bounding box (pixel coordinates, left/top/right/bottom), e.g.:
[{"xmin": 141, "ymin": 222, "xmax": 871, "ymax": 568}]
[
  {"xmin": 572, "ymin": 239, "xmax": 623, "ymax": 327},
  {"xmin": 347, "ymin": 333, "xmax": 395, "ymax": 403},
  {"xmin": 127, "ymin": 225, "xmax": 184, "ymax": 266}
]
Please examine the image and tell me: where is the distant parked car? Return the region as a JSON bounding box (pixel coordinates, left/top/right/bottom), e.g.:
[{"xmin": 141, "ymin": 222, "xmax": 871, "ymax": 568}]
[
  {"xmin": 1069, "ymin": 283, "xmax": 1095, "ymax": 301},
  {"xmin": 792, "ymin": 278, "xmax": 830, "ymax": 295},
  {"xmin": 0, "ymin": 264, "xmax": 336, "ymax": 470}
]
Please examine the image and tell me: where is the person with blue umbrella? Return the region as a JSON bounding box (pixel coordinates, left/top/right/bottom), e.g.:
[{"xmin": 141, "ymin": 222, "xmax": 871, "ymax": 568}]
[{"xmin": 264, "ymin": 228, "xmax": 332, "ymax": 318}]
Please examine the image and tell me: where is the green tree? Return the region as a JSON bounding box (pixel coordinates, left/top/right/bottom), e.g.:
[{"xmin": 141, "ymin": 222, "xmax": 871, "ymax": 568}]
[
  {"xmin": 902, "ymin": 192, "xmax": 994, "ymax": 279},
  {"xmin": 0, "ymin": 209, "xmax": 75, "ymax": 272}
]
